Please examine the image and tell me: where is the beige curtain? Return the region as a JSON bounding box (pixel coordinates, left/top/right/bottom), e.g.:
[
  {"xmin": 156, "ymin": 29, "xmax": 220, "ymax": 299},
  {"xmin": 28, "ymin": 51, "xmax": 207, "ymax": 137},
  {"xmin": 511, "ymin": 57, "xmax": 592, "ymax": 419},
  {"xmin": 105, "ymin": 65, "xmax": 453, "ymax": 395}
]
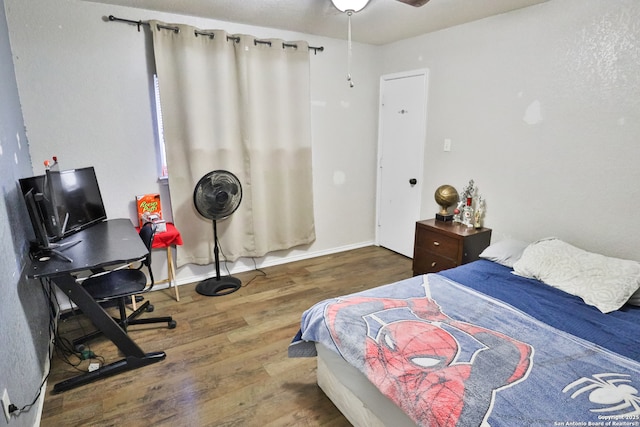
[{"xmin": 150, "ymin": 21, "xmax": 316, "ymax": 266}]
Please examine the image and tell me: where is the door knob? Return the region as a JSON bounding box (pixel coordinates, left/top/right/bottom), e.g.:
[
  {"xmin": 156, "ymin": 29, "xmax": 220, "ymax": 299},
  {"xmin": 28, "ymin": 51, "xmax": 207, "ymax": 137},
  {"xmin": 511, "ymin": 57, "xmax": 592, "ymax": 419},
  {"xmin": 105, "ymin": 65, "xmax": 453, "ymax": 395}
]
[{"xmin": 409, "ymin": 178, "xmax": 417, "ymax": 185}]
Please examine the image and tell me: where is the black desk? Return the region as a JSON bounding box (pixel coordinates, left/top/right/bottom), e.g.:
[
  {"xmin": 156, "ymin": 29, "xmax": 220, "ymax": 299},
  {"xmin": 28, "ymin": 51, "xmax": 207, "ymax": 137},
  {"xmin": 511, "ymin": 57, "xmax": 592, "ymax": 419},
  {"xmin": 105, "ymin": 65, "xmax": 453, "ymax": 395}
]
[{"xmin": 27, "ymin": 218, "xmax": 165, "ymax": 393}]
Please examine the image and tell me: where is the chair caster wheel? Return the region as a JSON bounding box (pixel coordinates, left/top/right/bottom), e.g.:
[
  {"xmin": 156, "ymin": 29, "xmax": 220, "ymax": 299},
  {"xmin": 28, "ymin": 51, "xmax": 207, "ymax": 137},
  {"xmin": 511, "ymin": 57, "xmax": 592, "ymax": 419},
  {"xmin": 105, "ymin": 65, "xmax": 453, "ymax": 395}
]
[
  {"xmin": 168, "ymin": 320, "xmax": 177, "ymax": 329},
  {"xmin": 146, "ymin": 304, "xmax": 154, "ymax": 312}
]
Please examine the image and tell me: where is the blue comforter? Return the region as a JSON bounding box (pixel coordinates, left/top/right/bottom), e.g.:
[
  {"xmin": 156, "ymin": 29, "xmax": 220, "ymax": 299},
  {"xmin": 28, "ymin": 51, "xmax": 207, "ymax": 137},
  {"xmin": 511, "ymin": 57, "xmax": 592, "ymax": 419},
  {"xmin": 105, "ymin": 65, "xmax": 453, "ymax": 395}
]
[
  {"xmin": 440, "ymin": 260, "xmax": 640, "ymax": 362},
  {"xmin": 290, "ymin": 261, "xmax": 640, "ymax": 427}
]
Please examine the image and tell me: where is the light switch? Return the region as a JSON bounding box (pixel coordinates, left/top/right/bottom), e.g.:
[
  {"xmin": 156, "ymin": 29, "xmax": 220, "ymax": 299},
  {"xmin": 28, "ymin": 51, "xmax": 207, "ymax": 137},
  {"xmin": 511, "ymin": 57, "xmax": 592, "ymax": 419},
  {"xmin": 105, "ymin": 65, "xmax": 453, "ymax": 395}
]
[{"xmin": 444, "ymin": 138, "xmax": 452, "ymax": 152}]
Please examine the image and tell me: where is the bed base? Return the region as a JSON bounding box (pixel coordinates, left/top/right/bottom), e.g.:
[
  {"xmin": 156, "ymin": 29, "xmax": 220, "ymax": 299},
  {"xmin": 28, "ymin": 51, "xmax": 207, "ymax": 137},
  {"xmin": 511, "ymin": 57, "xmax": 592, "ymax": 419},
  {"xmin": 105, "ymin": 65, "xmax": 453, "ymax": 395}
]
[{"xmin": 316, "ymin": 343, "xmax": 416, "ymax": 427}]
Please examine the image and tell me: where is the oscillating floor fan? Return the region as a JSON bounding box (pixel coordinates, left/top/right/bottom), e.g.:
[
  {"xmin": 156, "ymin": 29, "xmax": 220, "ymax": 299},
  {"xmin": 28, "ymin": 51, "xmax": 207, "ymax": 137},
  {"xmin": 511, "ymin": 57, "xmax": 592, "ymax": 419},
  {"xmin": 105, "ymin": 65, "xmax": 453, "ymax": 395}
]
[{"xmin": 193, "ymin": 170, "xmax": 243, "ymax": 296}]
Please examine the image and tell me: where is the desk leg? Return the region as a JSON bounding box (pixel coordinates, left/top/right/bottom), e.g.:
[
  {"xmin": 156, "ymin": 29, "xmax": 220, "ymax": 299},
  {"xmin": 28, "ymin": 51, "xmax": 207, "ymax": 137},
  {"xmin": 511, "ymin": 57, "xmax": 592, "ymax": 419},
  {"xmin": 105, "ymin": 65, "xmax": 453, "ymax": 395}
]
[
  {"xmin": 51, "ymin": 274, "xmax": 166, "ymax": 392},
  {"xmin": 52, "ymin": 353, "xmax": 166, "ymax": 393},
  {"xmin": 167, "ymin": 246, "xmax": 180, "ymax": 302}
]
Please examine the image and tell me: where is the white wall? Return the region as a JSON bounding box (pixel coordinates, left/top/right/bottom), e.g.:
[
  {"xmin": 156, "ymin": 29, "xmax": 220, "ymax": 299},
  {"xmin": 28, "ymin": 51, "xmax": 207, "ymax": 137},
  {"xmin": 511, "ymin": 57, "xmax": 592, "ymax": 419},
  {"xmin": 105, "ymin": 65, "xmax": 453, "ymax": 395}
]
[
  {"xmin": 5, "ymin": 0, "xmax": 381, "ymax": 285},
  {"xmin": 381, "ymin": 0, "xmax": 640, "ymax": 261},
  {"xmin": 6, "ymin": 0, "xmax": 639, "ymax": 292}
]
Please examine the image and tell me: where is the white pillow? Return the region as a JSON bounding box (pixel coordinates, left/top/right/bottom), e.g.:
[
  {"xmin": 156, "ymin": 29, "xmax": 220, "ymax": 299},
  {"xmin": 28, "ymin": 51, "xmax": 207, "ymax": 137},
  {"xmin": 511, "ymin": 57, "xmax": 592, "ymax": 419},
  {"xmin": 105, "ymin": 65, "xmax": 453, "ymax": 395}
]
[
  {"xmin": 479, "ymin": 239, "xmax": 529, "ymax": 268},
  {"xmin": 512, "ymin": 238, "xmax": 640, "ymax": 313}
]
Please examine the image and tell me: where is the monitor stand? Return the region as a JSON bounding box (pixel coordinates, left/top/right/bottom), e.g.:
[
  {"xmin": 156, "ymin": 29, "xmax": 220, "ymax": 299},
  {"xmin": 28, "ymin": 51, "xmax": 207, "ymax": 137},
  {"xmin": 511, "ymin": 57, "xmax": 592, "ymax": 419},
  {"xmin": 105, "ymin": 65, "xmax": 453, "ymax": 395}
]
[{"xmin": 36, "ymin": 239, "xmax": 81, "ymax": 262}]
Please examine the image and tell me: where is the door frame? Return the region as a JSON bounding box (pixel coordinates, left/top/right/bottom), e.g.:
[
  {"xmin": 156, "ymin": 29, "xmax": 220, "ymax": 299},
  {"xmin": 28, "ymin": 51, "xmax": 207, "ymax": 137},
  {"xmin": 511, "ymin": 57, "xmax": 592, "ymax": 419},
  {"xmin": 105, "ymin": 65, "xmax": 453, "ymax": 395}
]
[{"xmin": 375, "ymin": 68, "xmax": 429, "ymax": 256}]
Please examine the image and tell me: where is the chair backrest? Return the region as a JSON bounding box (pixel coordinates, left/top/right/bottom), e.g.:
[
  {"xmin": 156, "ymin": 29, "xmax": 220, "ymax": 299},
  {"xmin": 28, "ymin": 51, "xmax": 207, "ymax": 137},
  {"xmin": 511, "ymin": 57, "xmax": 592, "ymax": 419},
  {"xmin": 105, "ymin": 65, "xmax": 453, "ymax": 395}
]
[{"xmin": 139, "ymin": 222, "xmax": 157, "ymax": 284}]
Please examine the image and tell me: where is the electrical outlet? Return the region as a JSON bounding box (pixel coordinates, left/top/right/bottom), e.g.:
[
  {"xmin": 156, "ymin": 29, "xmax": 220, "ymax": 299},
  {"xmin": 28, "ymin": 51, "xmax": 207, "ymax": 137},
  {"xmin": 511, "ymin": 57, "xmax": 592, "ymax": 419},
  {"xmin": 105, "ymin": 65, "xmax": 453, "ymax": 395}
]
[{"xmin": 2, "ymin": 388, "xmax": 11, "ymax": 423}]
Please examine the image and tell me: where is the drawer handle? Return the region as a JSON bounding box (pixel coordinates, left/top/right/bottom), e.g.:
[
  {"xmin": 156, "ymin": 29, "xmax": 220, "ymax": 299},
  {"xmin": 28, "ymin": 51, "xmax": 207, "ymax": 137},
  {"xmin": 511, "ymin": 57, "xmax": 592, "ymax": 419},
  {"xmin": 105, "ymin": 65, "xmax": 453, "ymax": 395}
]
[
  {"xmin": 431, "ymin": 262, "xmax": 437, "ymax": 267},
  {"xmin": 433, "ymin": 241, "xmax": 440, "ymax": 246}
]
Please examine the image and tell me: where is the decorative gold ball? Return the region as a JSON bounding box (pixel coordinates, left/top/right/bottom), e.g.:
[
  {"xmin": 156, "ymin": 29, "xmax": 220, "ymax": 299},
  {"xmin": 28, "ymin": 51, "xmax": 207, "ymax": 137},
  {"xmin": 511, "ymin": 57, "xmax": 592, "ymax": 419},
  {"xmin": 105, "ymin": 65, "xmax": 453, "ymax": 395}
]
[{"xmin": 434, "ymin": 185, "xmax": 459, "ymax": 215}]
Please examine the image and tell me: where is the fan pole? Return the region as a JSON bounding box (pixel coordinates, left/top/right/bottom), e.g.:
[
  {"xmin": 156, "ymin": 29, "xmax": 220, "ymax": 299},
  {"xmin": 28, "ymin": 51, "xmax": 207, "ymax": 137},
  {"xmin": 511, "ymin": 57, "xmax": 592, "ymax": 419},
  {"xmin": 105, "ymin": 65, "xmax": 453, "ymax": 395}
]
[
  {"xmin": 213, "ymin": 219, "xmax": 221, "ymax": 279},
  {"xmin": 195, "ymin": 219, "xmax": 242, "ymax": 296}
]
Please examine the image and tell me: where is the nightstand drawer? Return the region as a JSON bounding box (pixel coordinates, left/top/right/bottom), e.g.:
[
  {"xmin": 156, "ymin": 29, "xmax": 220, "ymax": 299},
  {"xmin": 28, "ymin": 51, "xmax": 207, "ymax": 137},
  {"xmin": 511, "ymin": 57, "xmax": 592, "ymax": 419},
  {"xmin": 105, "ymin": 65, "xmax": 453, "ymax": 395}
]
[
  {"xmin": 412, "ymin": 219, "xmax": 492, "ymax": 276},
  {"xmin": 413, "ymin": 252, "xmax": 458, "ymax": 274},
  {"xmin": 415, "ymin": 228, "xmax": 459, "ymax": 260}
]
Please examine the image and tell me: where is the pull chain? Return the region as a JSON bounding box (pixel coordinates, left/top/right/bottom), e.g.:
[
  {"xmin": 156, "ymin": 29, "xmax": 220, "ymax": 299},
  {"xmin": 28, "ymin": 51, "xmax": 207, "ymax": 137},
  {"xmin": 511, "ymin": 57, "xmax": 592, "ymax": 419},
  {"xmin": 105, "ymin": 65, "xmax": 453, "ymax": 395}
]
[{"xmin": 347, "ymin": 11, "xmax": 354, "ymax": 88}]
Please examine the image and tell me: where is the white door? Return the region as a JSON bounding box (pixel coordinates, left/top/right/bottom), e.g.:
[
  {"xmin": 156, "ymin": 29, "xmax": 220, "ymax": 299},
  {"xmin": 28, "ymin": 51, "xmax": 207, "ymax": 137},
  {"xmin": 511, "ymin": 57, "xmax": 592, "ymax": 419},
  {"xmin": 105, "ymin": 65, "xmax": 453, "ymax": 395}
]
[{"xmin": 376, "ymin": 69, "xmax": 428, "ymax": 257}]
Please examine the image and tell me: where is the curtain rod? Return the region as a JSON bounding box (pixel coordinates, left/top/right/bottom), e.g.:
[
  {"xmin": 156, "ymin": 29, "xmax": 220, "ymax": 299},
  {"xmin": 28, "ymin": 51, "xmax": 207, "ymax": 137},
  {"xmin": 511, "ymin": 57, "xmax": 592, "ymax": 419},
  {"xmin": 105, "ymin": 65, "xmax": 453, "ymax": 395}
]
[{"xmin": 107, "ymin": 15, "xmax": 325, "ymax": 54}]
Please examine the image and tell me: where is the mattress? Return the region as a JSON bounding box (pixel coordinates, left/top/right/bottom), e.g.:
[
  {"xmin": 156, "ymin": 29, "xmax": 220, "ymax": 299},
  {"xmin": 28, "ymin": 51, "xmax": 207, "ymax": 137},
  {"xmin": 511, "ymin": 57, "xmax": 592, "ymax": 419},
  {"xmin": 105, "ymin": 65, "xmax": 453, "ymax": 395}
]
[{"xmin": 316, "ymin": 342, "xmax": 416, "ymax": 427}]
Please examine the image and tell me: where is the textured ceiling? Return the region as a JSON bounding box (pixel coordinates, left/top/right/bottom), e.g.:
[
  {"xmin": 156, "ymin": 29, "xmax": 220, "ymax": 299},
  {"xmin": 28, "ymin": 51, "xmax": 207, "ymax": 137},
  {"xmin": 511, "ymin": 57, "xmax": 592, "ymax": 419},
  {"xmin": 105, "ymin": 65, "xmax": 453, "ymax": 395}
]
[{"xmin": 83, "ymin": 0, "xmax": 548, "ymax": 45}]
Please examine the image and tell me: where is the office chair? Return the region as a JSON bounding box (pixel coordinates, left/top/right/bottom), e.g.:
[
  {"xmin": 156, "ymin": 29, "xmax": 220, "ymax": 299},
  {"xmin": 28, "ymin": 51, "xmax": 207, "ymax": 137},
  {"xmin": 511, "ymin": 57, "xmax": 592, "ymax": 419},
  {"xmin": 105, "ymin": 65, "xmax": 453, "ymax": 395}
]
[{"xmin": 73, "ymin": 222, "xmax": 177, "ymax": 351}]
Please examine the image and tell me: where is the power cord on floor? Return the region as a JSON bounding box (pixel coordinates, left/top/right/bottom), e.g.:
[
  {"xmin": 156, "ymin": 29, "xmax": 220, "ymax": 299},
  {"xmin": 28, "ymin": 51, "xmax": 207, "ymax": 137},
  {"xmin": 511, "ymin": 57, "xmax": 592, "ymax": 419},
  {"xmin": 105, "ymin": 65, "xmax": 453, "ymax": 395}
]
[
  {"xmin": 54, "ymin": 296, "xmax": 106, "ymax": 372},
  {"xmin": 216, "ymin": 235, "xmax": 267, "ymax": 287},
  {"xmin": 242, "ymin": 257, "xmax": 267, "ymax": 288}
]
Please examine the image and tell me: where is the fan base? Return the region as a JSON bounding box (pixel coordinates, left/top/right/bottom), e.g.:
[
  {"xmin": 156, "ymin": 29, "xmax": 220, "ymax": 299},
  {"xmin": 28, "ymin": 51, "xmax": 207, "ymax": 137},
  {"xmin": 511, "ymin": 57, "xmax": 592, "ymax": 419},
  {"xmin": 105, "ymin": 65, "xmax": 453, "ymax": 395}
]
[{"xmin": 196, "ymin": 276, "xmax": 241, "ymax": 297}]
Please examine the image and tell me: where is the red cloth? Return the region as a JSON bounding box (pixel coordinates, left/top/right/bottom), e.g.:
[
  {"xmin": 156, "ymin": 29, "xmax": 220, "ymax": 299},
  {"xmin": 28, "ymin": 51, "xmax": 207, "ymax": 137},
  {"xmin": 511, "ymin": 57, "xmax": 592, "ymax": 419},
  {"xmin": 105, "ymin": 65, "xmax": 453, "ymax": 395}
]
[{"xmin": 137, "ymin": 222, "xmax": 183, "ymax": 248}]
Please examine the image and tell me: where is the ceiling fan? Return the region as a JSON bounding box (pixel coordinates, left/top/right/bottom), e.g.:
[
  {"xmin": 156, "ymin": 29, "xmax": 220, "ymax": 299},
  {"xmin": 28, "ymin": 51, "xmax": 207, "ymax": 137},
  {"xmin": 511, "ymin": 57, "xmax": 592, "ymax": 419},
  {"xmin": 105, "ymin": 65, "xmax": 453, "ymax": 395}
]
[
  {"xmin": 396, "ymin": 0, "xmax": 431, "ymax": 6},
  {"xmin": 331, "ymin": 0, "xmax": 430, "ymax": 88},
  {"xmin": 330, "ymin": 0, "xmax": 430, "ymax": 13}
]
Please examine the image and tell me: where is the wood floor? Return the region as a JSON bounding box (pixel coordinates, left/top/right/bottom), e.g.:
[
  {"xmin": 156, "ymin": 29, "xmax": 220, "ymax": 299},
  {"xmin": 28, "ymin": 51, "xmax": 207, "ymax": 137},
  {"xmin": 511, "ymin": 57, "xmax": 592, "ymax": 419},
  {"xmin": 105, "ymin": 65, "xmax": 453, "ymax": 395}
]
[{"xmin": 41, "ymin": 246, "xmax": 413, "ymax": 426}]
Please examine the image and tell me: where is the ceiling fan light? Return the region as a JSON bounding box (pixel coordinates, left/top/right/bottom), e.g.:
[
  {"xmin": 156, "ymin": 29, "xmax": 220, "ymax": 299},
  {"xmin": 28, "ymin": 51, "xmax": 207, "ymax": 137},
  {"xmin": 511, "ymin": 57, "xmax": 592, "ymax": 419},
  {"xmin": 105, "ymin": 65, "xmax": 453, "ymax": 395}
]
[{"xmin": 331, "ymin": 0, "xmax": 371, "ymax": 13}]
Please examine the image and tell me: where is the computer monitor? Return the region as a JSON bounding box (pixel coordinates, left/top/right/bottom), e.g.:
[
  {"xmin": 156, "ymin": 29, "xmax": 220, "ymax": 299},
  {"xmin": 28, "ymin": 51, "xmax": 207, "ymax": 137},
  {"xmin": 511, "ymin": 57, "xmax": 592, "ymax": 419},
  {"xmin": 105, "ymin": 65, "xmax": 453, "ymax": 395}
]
[
  {"xmin": 22, "ymin": 188, "xmax": 54, "ymax": 251},
  {"xmin": 19, "ymin": 166, "xmax": 107, "ymax": 244},
  {"xmin": 19, "ymin": 172, "xmax": 61, "ymax": 240},
  {"xmin": 48, "ymin": 166, "xmax": 107, "ymax": 238}
]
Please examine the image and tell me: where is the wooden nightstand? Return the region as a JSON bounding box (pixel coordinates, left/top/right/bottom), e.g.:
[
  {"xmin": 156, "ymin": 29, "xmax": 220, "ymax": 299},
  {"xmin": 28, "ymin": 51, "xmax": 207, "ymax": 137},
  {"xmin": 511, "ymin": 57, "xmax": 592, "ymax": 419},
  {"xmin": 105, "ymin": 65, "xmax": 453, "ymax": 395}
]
[{"xmin": 412, "ymin": 218, "xmax": 492, "ymax": 276}]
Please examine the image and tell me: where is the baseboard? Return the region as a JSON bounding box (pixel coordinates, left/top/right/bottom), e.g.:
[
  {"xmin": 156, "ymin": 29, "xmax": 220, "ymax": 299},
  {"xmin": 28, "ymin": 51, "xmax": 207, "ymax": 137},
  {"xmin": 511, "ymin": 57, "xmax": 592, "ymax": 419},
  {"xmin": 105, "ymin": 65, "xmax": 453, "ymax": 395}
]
[
  {"xmin": 35, "ymin": 356, "xmax": 50, "ymax": 426},
  {"xmin": 38, "ymin": 293, "xmax": 59, "ymax": 425},
  {"xmin": 169, "ymin": 241, "xmax": 376, "ymax": 290}
]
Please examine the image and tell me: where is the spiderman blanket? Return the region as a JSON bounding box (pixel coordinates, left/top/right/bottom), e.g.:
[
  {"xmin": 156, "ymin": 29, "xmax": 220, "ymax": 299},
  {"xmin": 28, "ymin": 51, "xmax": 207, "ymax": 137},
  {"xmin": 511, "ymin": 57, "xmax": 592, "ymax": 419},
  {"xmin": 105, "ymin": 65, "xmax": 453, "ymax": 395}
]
[{"xmin": 289, "ymin": 274, "xmax": 640, "ymax": 427}]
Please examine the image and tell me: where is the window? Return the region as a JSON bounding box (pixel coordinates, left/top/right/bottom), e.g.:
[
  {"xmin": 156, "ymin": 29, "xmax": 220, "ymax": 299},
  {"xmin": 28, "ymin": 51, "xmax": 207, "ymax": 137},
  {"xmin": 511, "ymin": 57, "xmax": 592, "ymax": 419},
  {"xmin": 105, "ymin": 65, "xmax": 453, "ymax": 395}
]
[{"xmin": 153, "ymin": 74, "xmax": 168, "ymax": 179}]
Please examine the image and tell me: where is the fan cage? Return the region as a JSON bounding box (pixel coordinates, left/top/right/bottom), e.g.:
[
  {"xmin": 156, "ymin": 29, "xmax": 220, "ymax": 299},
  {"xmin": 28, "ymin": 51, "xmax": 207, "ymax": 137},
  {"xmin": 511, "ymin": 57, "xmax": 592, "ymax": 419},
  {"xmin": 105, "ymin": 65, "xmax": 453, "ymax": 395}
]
[{"xmin": 193, "ymin": 170, "xmax": 242, "ymax": 221}]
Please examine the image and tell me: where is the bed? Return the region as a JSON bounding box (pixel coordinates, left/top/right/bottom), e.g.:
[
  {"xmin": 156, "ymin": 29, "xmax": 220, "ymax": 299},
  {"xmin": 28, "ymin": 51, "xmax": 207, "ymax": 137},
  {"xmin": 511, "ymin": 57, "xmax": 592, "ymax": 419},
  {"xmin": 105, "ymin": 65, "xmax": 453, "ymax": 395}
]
[{"xmin": 289, "ymin": 238, "xmax": 640, "ymax": 426}]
